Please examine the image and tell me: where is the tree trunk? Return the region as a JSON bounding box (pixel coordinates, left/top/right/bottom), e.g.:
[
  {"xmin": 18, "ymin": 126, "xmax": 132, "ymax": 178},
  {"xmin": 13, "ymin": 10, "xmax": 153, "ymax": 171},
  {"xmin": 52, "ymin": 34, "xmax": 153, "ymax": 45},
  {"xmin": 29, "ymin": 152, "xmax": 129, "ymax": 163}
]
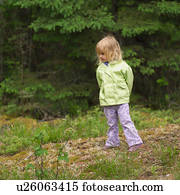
[
  {"xmin": 0, "ymin": 5, "xmax": 4, "ymax": 81},
  {"xmin": 19, "ymin": 29, "xmax": 26, "ymax": 85},
  {"xmin": 111, "ymin": 0, "xmax": 123, "ymax": 45},
  {"xmin": 112, "ymin": 0, "xmax": 118, "ymax": 22},
  {"xmin": 28, "ymin": 29, "xmax": 33, "ymax": 71}
]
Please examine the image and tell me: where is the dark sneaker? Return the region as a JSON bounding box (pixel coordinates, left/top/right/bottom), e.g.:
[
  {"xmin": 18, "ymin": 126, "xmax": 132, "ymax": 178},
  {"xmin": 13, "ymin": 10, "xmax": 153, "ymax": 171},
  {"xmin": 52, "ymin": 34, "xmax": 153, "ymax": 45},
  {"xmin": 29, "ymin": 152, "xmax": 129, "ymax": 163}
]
[
  {"xmin": 128, "ymin": 143, "xmax": 144, "ymax": 152},
  {"xmin": 103, "ymin": 145, "xmax": 120, "ymax": 150}
]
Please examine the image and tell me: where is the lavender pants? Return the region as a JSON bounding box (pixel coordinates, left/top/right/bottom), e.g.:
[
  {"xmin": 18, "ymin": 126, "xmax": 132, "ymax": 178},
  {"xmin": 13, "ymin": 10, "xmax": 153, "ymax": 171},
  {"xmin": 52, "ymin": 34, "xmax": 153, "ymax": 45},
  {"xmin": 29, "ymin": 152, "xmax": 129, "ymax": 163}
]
[{"xmin": 104, "ymin": 103, "xmax": 143, "ymax": 147}]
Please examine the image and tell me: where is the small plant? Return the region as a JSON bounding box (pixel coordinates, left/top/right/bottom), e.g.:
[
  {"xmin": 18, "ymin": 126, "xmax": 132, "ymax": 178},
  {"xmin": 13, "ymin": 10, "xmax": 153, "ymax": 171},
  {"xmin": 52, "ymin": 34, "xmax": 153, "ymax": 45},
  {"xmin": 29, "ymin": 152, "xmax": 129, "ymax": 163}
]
[
  {"xmin": 158, "ymin": 145, "xmax": 179, "ymax": 166},
  {"xmin": 56, "ymin": 146, "xmax": 69, "ymax": 179},
  {"xmin": 25, "ymin": 133, "xmax": 69, "ymax": 179},
  {"xmin": 151, "ymin": 165, "xmax": 158, "ymax": 175},
  {"xmin": 33, "ymin": 132, "xmax": 48, "ymax": 179}
]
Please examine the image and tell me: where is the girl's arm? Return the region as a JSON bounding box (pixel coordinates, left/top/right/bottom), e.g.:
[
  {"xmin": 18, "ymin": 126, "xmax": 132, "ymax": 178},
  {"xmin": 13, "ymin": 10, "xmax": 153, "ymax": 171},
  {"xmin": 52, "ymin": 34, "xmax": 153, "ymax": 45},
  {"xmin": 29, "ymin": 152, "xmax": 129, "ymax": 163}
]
[{"xmin": 122, "ymin": 66, "xmax": 134, "ymax": 95}]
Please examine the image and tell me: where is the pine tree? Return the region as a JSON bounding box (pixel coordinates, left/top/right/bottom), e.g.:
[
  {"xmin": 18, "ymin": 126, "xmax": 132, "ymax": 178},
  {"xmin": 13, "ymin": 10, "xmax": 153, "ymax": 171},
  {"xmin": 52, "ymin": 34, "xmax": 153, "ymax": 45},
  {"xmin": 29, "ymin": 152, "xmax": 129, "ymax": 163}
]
[{"xmin": 1, "ymin": 0, "xmax": 180, "ymax": 111}]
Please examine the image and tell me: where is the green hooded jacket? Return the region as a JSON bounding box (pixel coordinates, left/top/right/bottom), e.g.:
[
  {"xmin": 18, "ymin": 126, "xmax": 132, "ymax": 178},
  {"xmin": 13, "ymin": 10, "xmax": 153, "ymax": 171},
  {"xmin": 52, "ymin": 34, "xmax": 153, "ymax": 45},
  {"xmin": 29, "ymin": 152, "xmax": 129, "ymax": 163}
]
[{"xmin": 96, "ymin": 60, "xmax": 134, "ymax": 106}]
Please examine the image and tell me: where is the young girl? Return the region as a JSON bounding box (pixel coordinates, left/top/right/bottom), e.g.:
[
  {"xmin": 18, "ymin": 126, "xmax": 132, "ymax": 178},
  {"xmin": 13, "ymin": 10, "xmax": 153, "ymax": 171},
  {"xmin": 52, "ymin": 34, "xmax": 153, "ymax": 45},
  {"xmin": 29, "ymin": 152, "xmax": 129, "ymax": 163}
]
[{"xmin": 96, "ymin": 35, "xmax": 143, "ymax": 152}]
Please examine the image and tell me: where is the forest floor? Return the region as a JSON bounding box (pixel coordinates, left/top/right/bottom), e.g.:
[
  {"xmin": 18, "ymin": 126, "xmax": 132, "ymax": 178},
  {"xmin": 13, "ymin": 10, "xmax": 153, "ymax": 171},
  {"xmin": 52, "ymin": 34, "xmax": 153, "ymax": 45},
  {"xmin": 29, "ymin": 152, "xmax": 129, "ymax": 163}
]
[{"xmin": 0, "ymin": 118, "xmax": 180, "ymax": 179}]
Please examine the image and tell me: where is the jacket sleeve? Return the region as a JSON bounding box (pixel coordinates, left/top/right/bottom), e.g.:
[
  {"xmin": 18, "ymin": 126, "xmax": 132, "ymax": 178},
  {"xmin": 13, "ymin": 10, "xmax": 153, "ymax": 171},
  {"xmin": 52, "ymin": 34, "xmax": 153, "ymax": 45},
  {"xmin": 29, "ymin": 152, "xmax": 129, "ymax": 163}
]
[
  {"xmin": 96, "ymin": 68, "xmax": 102, "ymax": 88},
  {"xmin": 122, "ymin": 66, "xmax": 134, "ymax": 94}
]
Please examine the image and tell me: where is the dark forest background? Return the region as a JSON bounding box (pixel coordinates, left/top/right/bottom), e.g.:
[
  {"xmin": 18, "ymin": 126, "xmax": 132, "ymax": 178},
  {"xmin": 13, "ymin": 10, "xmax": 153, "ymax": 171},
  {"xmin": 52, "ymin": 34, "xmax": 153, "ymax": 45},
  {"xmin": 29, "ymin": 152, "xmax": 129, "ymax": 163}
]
[{"xmin": 0, "ymin": 0, "xmax": 180, "ymax": 119}]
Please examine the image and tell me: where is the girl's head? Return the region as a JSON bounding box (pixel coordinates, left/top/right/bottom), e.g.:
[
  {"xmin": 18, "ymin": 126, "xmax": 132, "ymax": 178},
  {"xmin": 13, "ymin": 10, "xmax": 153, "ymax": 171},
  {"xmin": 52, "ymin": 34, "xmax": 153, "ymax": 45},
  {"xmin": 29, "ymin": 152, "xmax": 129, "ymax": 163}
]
[{"xmin": 96, "ymin": 35, "xmax": 122, "ymax": 63}]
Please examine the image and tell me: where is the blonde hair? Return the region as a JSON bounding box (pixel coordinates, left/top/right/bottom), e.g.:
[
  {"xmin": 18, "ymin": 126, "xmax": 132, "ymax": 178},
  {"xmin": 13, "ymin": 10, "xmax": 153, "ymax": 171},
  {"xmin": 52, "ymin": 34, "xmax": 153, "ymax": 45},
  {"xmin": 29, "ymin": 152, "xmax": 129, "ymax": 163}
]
[{"xmin": 96, "ymin": 35, "xmax": 122, "ymax": 63}]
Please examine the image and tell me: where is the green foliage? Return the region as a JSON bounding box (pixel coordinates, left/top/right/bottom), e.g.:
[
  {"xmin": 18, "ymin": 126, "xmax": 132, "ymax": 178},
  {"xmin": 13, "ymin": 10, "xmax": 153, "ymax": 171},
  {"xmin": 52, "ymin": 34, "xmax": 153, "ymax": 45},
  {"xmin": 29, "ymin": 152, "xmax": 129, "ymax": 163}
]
[
  {"xmin": 0, "ymin": 105, "xmax": 179, "ymax": 155},
  {"xmin": 123, "ymin": 47, "xmax": 143, "ymax": 69},
  {"xmin": 138, "ymin": 1, "xmax": 180, "ymax": 15},
  {"xmin": 0, "ymin": 104, "xmax": 179, "ymax": 179},
  {"xmin": 0, "ymin": 78, "xmax": 17, "ymax": 95},
  {"xmin": 83, "ymin": 152, "xmax": 141, "ymax": 179},
  {"xmin": 1, "ymin": 0, "xmax": 180, "ymax": 110},
  {"xmin": 57, "ymin": 147, "xmax": 69, "ymax": 163},
  {"xmin": 175, "ymin": 162, "xmax": 180, "ymax": 179},
  {"xmin": 117, "ymin": 8, "xmax": 161, "ymax": 37},
  {"xmin": 0, "ymin": 72, "xmax": 96, "ymax": 117},
  {"xmin": 9, "ymin": 0, "xmax": 115, "ymax": 33},
  {"xmin": 155, "ymin": 145, "xmax": 179, "ymax": 167},
  {"xmin": 0, "ymin": 135, "xmax": 30, "ymax": 155},
  {"xmin": 28, "ymin": 131, "xmax": 69, "ymax": 179},
  {"xmin": 156, "ymin": 77, "xmax": 168, "ymax": 87},
  {"xmin": 0, "ymin": 122, "xmax": 31, "ymax": 155}
]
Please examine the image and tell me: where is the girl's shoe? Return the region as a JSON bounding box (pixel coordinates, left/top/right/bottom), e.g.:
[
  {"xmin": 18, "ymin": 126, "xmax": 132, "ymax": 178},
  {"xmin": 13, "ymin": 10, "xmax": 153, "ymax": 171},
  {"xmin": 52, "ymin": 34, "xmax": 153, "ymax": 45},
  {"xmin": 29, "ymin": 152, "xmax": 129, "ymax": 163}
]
[
  {"xmin": 128, "ymin": 143, "xmax": 143, "ymax": 152},
  {"xmin": 103, "ymin": 145, "xmax": 120, "ymax": 150}
]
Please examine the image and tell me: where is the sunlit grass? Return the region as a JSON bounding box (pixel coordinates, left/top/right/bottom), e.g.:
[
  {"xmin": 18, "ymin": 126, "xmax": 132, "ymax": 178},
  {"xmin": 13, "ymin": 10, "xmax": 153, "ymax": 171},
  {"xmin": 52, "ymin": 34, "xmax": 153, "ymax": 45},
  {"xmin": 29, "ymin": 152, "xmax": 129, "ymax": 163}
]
[
  {"xmin": 79, "ymin": 152, "xmax": 142, "ymax": 180},
  {"xmin": 0, "ymin": 106, "xmax": 179, "ymax": 180},
  {"xmin": 0, "ymin": 105, "xmax": 179, "ymax": 155}
]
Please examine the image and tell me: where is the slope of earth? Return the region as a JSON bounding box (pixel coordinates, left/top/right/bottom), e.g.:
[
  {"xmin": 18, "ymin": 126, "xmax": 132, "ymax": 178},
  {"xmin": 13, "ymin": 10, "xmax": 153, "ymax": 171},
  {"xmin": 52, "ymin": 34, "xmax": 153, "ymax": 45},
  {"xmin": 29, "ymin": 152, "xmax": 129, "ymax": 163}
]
[{"xmin": 0, "ymin": 123, "xmax": 179, "ymax": 180}]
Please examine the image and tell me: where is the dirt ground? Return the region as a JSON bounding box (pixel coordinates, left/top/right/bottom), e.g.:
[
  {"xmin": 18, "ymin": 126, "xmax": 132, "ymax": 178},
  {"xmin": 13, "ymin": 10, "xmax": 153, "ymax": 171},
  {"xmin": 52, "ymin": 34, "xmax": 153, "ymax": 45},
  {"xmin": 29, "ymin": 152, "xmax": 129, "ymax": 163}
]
[{"xmin": 0, "ymin": 124, "xmax": 179, "ymax": 179}]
